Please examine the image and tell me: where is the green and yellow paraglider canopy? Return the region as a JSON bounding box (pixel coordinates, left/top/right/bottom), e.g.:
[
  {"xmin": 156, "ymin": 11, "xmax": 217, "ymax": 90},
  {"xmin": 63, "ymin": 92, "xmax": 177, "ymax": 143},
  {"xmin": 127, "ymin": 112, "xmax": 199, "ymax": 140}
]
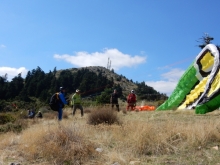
[{"xmin": 157, "ymin": 44, "xmax": 220, "ymax": 114}]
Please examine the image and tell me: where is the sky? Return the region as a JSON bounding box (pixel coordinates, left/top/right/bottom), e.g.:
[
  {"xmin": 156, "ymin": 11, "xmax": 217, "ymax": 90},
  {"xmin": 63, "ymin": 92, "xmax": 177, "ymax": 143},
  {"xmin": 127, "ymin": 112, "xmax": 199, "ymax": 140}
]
[{"xmin": 1, "ymin": 0, "xmax": 220, "ymax": 96}]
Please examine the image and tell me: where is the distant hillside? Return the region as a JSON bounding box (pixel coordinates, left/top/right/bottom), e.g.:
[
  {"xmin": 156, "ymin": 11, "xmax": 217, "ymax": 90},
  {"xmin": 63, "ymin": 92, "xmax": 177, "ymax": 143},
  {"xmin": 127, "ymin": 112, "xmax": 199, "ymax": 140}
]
[
  {"xmin": 56, "ymin": 66, "xmax": 167, "ymax": 101},
  {"xmin": 0, "ymin": 65, "xmax": 166, "ymax": 111},
  {"xmin": 57, "ymin": 66, "xmax": 137, "ymax": 96}
]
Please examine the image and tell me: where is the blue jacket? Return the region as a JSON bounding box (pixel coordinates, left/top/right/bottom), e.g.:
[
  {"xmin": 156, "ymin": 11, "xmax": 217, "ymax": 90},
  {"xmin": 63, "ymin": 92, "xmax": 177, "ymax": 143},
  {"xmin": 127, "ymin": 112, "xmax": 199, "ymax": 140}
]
[{"xmin": 58, "ymin": 92, "xmax": 67, "ymax": 107}]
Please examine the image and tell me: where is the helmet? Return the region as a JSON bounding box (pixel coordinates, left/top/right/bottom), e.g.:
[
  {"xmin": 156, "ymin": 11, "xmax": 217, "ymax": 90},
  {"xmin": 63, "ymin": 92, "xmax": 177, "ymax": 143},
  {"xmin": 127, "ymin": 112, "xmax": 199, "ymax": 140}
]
[
  {"xmin": 60, "ymin": 87, "xmax": 65, "ymax": 91},
  {"xmin": 76, "ymin": 89, "xmax": 80, "ymax": 93},
  {"xmin": 131, "ymin": 90, "xmax": 134, "ymax": 93}
]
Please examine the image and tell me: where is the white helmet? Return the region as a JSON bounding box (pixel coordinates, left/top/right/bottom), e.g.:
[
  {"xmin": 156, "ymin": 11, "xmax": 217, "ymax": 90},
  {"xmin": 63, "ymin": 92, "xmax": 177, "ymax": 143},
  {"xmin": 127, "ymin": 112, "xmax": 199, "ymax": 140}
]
[{"xmin": 131, "ymin": 90, "xmax": 134, "ymax": 93}]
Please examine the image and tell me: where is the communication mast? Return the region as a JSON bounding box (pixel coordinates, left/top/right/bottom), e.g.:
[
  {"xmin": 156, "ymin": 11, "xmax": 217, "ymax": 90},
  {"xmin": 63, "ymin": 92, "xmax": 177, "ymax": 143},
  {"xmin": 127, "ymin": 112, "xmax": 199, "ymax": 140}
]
[
  {"xmin": 109, "ymin": 60, "xmax": 111, "ymax": 70},
  {"xmin": 107, "ymin": 57, "xmax": 111, "ymax": 70}
]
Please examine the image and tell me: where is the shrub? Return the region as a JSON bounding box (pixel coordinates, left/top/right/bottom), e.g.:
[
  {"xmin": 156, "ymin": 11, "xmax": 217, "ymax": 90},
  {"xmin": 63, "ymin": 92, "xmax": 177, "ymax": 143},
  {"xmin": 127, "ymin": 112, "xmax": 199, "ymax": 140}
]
[
  {"xmin": 0, "ymin": 113, "xmax": 16, "ymax": 125},
  {"xmin": 21, "ymin": 125, "xmax": 97, "ymax": 164},
  {"xmin": 87, "ymin": 108, "xmax": 121, "ymax": 125},
  {"xmin": 0, "ymin": 118, "xmax": 29, "ymax": 133},
  {"xmin": 84, "ymin": 109, "xmax": 91, "ymax": 114},
  {"xmin": 18, "ymin": 110, "xmax": 29, "ymax": 119}
]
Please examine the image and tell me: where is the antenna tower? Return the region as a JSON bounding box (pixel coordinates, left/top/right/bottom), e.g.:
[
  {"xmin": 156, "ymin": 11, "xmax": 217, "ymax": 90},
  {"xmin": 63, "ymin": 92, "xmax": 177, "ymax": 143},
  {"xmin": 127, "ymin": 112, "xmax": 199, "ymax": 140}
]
[{"xmin": 107, "ymin": 57, "xmax": 111, "ymax": 70}]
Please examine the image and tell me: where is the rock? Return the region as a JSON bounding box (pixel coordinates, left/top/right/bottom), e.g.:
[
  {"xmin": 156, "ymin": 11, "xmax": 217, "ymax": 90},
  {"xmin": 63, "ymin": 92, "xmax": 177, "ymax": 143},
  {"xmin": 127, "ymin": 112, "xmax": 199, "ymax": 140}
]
[
  {"xmin": 130, "ymin": 161, "xmax": 141, "ymax": 165},
  {"xmin": 212, "ymin": 145, "xmax": 219, "ymax": 150},
  {"xmin": 95, "ymin": 148, "xmax": 103, "ymax": 152}
]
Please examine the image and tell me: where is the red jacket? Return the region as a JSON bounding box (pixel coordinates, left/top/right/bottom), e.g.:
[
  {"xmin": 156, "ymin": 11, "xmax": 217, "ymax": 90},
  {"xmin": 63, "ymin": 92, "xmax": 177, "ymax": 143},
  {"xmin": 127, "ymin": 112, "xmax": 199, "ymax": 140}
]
[{"xmin": 127, "ymin": 93, "xmax": 136, "ymax": 103}]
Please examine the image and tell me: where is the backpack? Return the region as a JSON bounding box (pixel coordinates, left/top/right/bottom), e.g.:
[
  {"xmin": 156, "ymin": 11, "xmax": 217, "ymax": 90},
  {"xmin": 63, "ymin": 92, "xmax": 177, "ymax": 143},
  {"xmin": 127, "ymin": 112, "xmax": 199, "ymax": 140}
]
[
  {"xmin": 127, "ymin": 93, "xmax": 136, "ymax": 103},
  {"xmin": 49, "ymin": 93, "xmax": 60, "ymax": 111}
]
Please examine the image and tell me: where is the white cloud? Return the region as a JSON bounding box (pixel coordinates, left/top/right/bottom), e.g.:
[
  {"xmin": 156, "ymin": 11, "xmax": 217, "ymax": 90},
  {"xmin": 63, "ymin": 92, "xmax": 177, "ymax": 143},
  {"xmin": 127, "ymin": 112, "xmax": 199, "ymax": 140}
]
[
  {"xmin": 0, "ymin": 44, "xmax": 6, "ymax": 48},
  {"xmin": 145, "ymin": 68, "xmax": 185, "ymax": 96},
  {"xmin": 161, "ymin": 68, "xmax": 185, "ymax": 81},
  {"xmin": 0, "ymin": 67, "xmax": 28, "ymax": 81},
  {"xmin": 145, "ymin": 80, "xmax": 178, "ymax": 96},
  {"xmin": 54, "ymin": 48, "xmax": 146, "ymax": 70}
]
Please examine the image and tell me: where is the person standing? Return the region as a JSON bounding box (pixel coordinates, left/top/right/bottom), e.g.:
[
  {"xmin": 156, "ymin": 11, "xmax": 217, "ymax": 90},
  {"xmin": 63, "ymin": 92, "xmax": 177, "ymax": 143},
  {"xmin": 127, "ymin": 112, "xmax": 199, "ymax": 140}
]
[
  {"xmin": 126, "ymin": 90, "xmax": 137, "ymax": 111},
  {"xmin": 58, "ymin": 87, "xmax": 67, "ymax": 121},
  {"xmin": 36, "ymin": 111, "xmax": 43, "ymax": 118},
  {"xmin": 28, "ymin": 109, "xmax": 35, "ymax": 119},
  {"xmin": 110, "ymin": 89, "xmax": 120, "ymax": 112},
  {"xmin": 72, "ymin": 89, "xmax": 84, "ymax": 117}
]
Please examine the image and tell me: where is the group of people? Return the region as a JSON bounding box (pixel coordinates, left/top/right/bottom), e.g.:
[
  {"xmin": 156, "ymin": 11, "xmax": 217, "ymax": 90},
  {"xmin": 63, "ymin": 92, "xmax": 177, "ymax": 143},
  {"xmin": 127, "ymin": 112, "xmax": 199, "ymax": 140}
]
[
  {"xmin": 56, "ymin": 87, "xmax": 84, "ymax": 121},
  {"xmin": 53, "ymin": 87, "xmax": 137, "ymax": 121},
  {"xmin": 27, "ymin": 109, "xmax": 43, "ymax": 119},
  {"xmin": 110, "ymin": 89, "xmax": 137, "ymax": 112}
]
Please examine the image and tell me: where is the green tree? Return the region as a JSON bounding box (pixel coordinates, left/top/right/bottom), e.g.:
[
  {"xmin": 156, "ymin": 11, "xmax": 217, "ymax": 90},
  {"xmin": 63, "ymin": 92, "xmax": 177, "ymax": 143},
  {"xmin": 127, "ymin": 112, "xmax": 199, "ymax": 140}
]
[
  {"xmin": 5, "ymin": 73, "xmax": 24, "ymax": 100},
  {"xmin": 96, "ymin": 88, "xmax": 112, "ymax": 104},
  {"xmin": 135, "ymin": 81, "xmax": 166, "ymax": 100}
]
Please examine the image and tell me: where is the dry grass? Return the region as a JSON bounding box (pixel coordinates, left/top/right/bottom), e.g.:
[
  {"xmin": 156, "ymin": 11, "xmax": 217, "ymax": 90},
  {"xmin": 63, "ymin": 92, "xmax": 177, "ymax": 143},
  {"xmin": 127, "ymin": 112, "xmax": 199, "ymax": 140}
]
[
  {"xmin": 19, "ymin": 123, "xmax": 96, "ymax": 164},
  {"xmin": 87, "ymin": 107, "xmax": 121, "ymax": 125},
  {"xmin": 1, "ymin": 108, "xmax": 220, "ymax": 164},
  {"xmin": 42, "ymin": 109, "xmax": 69, "ymax": 120}
]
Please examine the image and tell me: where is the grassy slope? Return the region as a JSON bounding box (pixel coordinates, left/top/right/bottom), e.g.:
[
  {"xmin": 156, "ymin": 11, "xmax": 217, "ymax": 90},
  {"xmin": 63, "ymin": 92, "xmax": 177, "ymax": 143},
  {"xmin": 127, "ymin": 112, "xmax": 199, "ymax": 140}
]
[{"xmin": 1, "ymin": 106, "xmax": 220, "ymax": 165}]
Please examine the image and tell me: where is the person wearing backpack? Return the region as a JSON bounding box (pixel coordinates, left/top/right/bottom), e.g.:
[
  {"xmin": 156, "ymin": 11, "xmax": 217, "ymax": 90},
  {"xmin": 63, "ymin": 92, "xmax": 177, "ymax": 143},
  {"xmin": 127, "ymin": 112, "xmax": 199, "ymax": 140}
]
[
  {"xmin": 110, "ymin": 89, "xmax": 120, "ymax": 112},
  {"xmin": 36, "ymin": 111, "xmax": 43, "ymax": 118},
  {"xmin": 28, "ymin": 109, "xmax": 35, "ymax": 119},
  {"xmin": 126, "ymin": 90, "xmax": 137, "ymax": 111},
  {"xmin": 58, "ymin": 87, "xmax": 68, "ymax": 120},
  {"xmin": 72, "ymin": 89, "xmax": 84, "ymax": 117}
]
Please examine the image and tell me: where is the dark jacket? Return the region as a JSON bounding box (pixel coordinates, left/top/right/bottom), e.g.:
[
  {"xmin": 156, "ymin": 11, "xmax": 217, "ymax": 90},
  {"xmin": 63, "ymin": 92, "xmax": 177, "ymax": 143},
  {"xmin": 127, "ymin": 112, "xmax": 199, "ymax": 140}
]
[{"xmin": 110, "ymin": 93, "xmax": 119, "ymax": 104}]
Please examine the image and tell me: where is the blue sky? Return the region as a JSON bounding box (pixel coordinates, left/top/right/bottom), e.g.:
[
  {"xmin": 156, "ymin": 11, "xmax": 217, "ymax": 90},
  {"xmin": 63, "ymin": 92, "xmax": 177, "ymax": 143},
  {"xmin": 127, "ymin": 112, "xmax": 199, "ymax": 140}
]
[{"xmin": 0, "ymin": 0, "xmax": 220, "ymax": 96}]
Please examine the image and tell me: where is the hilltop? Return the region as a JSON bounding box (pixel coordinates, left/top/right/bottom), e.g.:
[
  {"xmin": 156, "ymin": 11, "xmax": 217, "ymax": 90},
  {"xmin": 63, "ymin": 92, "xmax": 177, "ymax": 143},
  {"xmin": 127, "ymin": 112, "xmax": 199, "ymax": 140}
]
[{"xmin": 57, "ymin": 66, "xmax": 138, "ymax": 96}]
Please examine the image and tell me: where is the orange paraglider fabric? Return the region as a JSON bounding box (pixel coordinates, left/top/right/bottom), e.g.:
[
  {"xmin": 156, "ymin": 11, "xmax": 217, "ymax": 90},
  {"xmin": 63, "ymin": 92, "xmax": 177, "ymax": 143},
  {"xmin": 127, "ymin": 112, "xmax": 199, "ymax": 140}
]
[{"xmin": 134, "ymin": 105, "xmax": 156, "ymax": 111}]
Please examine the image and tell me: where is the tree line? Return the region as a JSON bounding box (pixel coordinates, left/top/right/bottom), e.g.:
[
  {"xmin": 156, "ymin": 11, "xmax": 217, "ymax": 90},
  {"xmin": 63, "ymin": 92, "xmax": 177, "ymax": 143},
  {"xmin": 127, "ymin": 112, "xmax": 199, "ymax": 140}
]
[
  {"xmin": 0, "ymin": 66, "xmax": 114, "ymax": 102},
  {"xmin": 0, "ymin": 66, "xmax": 167, "ymax": 111}
]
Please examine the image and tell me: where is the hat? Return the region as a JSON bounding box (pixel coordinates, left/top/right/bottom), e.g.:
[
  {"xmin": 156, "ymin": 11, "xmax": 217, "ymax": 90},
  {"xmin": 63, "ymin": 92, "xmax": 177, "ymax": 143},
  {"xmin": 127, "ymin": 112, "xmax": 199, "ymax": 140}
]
[
  {"xmin": 131, "ymin": 90, "xmax": 134, "ymax": 93},
  {"xmin": 60, "ymin": 87, "xmax": 65, "ymax": 91},
  {"xmin": 76, "ymin": 89, "xmax": 80, "ymax": 92}
]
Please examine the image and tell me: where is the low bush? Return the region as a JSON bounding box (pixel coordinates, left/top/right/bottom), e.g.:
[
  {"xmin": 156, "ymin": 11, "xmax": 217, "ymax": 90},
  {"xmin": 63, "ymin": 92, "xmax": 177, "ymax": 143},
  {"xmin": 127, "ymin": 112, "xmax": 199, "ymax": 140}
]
[
  {"xmin": 0, "ymin": 118, "xmax": 29, "ymax": 133},
  {"xmin": 20, "ymin": 125, "xmax": 97, "ymax": 164},
  {"xmin": 87, "ymin": 108, "xmax": 121, "ymax": 125},
  {"xmin": 0, "ymin": 113, "xmax": 16, "ymax": 125},
  {"xmin": 18, "ymin": 110, "xmax": 29, "ymax": 119},
  {"xmin": 84, "ymin": 109, "xmax": 91, "ymax": 114}
]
